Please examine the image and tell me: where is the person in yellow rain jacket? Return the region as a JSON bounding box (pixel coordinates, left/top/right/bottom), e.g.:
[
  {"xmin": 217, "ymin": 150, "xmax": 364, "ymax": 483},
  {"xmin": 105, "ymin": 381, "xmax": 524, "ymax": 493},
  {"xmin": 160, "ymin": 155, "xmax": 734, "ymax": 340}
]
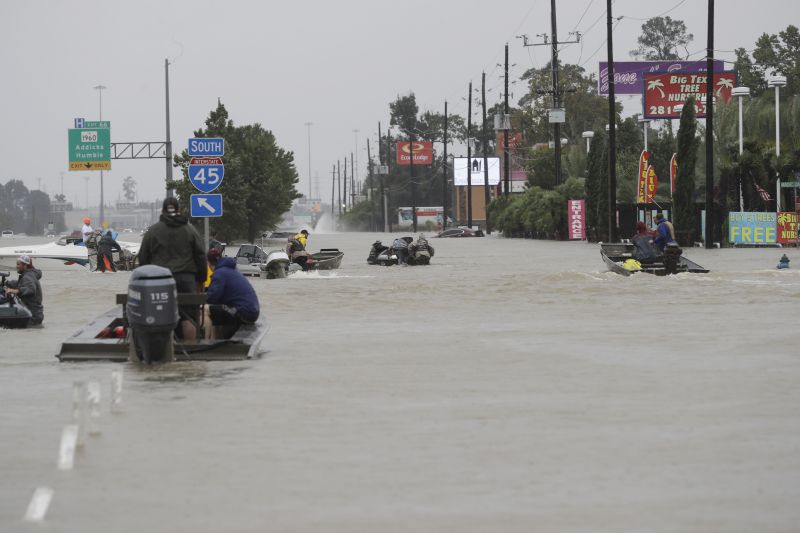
[
  {"xmin": 294, "ymin": 229, "xmax": 309, "ymax": 248},
  {"xmin": 204, "ymin": 248, "xmax": 222, "ymax": 289}
]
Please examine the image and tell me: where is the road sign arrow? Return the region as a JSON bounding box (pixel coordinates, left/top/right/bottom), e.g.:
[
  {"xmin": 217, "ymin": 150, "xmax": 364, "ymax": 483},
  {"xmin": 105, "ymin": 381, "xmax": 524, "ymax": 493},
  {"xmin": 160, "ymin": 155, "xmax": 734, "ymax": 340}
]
[
  {"xmin": 84, "ymin": 163, "xmax": 92, "ymax": 169},
  {"xmin": 197, "ymin": 197, "xmax": 216, "ymax": 214}
]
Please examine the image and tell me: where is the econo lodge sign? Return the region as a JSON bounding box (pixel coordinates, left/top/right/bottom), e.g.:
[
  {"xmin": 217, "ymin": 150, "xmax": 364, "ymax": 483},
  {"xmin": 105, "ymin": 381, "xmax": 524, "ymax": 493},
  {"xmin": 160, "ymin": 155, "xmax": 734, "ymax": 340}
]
[
  {"xmin": 643, "ymin": 71, "xmax": 736, "ymax": 119},
  {"xmin": 396, "ymin": 141, "xmax": 433, "ymax": 165}
]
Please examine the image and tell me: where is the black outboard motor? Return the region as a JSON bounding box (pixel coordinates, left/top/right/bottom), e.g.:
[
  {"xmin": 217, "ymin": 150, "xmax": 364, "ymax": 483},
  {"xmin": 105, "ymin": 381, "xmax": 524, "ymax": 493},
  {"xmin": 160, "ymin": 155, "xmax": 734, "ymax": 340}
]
[
  {"xmin": 126, "ymin": 265, "xmax": 179, "ymax": 363},
  {"xmin": 367, "ymin": 241, "xmax": 388, "ymax": 265},
  {"xmin": 663, "ymin": 242, "xmax": 684, "ymax": 275}
]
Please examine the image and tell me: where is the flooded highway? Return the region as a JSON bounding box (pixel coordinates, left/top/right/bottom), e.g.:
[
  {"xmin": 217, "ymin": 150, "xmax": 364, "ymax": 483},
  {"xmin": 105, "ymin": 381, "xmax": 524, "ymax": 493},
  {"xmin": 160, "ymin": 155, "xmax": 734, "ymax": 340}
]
[{"xmin": 2, "ymin": 232, "xmax": 799, "ymax": 532}]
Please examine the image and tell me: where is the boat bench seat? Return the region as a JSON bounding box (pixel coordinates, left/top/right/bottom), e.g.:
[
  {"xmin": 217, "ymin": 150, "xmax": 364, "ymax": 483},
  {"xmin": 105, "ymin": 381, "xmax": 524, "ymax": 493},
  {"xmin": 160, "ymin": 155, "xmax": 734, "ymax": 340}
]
[{"xmin": 115, "ymin": 293, "xmax": 208, "ymax": 305}]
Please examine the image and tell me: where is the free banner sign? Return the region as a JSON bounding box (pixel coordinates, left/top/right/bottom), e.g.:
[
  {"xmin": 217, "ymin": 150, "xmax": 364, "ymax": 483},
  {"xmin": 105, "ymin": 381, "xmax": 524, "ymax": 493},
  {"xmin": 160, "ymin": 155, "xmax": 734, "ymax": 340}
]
[
  {"xmin": 728, "ymin": 212, "xmax": 776, "ymax": 244},
  {"xmin": 188, "ymin": 157, "xmax": 224, "ymax": 193}
]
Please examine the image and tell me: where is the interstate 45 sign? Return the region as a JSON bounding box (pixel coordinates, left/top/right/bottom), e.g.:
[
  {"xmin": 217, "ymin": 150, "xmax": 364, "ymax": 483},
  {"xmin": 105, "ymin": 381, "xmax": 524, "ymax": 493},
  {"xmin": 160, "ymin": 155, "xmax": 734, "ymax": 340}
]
[{"xmin": 188, "ymin": 157, "xmax": 224, "ymax": 193}]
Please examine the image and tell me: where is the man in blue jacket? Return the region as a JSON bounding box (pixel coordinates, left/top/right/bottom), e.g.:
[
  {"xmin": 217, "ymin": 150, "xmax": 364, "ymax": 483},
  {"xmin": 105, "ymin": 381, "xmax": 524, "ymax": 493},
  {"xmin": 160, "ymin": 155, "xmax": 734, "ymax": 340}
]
[{"xmin": 204, "ymin": 252, "xmax": 260, "ymax": 339}]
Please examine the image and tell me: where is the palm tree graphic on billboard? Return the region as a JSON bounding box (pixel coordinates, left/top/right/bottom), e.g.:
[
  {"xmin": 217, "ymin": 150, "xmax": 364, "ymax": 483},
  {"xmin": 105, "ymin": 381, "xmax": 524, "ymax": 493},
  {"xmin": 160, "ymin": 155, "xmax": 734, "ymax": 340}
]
[
  {"xmin": 715, "ymin": 77, "xmax": 734, "ymax": 97},
  {"xmin": 647, "ymin": 78, "xmax": 666, "ymax": 98}
]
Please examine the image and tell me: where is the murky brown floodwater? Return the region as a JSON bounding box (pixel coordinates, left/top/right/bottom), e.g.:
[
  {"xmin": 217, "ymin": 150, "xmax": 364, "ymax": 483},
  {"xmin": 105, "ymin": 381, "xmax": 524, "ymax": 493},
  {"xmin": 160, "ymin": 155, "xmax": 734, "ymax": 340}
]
[{"xmin": 2, "ymin": 232, "xmax": 799, "ymax": 532}]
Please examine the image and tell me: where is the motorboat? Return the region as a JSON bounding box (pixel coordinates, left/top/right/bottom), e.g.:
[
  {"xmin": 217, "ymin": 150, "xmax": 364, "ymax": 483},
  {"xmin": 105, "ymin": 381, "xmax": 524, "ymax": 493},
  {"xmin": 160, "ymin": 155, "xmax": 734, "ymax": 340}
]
[
  {"xmin": 235, "ymin": 244, "xmax": 291, "ymax": 278},
  {"xmin": 304, "ymin": 249, "xmax": 344, "ymax": 270},
  {"xmin": 56, "ymin": 265, "xmax": 267, "ymax": 362},
  {"xmin": 0, "ymin": 235, "xmax": 140, "ymax": 271},
  {"xmin": 367, "ymin": 238, "xmax": 433, "ymax": 266},
  {"xmin": 600, "ymin": 242, "xmax": 709, "ymax": 276}
]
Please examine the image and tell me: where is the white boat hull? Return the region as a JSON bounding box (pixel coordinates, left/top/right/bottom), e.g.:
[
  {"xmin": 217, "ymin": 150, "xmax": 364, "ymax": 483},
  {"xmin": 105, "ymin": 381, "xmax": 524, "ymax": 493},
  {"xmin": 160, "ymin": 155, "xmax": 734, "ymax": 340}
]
[{"xmin": 0, "ymin": 239, "xmax": 139, "ymax": 271}]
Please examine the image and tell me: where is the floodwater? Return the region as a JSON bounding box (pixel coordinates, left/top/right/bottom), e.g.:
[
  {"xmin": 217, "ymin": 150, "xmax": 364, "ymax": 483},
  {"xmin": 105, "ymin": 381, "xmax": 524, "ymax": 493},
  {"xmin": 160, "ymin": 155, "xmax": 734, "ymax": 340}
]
[{"xmin": 1, "ymin": 232, "xmax": 799, "ymax": 532}]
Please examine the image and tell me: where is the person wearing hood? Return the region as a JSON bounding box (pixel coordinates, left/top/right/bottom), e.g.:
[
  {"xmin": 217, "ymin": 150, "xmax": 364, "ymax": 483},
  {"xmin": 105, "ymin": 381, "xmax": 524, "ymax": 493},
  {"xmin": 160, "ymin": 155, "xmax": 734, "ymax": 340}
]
[
  {"xmin": 204, "ymin": 250, "xmax": 260, "ymax": 339},
  {"xmin": 4, "ymin": 254, "xmax": 43, "ymax": 325},
  {"xmin": 96, "ymin": 230, "xmax": 123, "ymax": 272},
  {"xmin": 631, "ymin": 221, "xmax": 658, "ymax": 262},
  {"xmin": 138, "ymin": 197, "xmax": 207, "ymax": 340},
  {"xmin": 654, "ymin": 213, "xmax": 677, "ymax": 252}
]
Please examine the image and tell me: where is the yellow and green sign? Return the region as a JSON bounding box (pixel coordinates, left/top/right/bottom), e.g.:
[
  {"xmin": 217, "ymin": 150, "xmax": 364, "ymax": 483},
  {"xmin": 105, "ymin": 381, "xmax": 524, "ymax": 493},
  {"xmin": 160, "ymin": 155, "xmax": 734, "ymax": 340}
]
[{"xmin": 68, "ymin": 123, "xmax": 110, "ymax": 171}]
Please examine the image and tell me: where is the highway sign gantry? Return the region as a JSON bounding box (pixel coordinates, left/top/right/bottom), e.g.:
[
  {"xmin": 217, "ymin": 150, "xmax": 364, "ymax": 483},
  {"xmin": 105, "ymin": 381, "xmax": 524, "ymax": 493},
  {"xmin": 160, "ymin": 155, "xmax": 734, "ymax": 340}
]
[
  {"xmin": 190, "ymin": 194, "xmax": 223, "ymax": 217},
  {"xmin": 188, "ymin": 156, "xmax": 225, "ymax": 193}
]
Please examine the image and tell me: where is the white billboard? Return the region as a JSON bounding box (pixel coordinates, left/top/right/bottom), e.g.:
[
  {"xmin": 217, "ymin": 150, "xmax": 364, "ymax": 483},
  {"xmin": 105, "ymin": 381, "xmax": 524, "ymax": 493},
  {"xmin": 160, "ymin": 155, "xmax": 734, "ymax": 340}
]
[{"xmin": 453, "ymin": 157, "xmax": 501, "ymax": 186}]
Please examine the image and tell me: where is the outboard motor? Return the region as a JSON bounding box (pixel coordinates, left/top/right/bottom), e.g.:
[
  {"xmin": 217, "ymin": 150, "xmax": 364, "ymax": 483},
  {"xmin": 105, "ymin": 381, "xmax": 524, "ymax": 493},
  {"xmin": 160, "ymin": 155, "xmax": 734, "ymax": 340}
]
[
  {"xmin": 126, "ymin": 265, "xmax": 179, "ymax": 363},
  {"xmin": 662, "ymin": 242, "xmax": 684, "ymax": 275},
  {"xmin": 367, "ymin": 241, "xmax": 387, "ymax": 264}
]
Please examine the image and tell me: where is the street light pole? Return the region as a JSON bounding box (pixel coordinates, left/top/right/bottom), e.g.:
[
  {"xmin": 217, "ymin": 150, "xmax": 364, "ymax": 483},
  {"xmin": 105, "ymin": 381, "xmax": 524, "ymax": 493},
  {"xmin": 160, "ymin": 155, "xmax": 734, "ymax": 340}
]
[
  {"xmin": 768, "ymin": 74, "xmax": 787, "ymax": 212},
  {"xmin": 93, "ymin": 84, "xmax": 107, "ymax": 227},
  {"xmin": 638, "ymin": 118, "xmax": 651, "ymax": 151},
  {"xmin": 732, "ymin": 86, "xmax": 750, "ymax": 212},
  {"xmin": 304, "ymin": 122, "xmax": 313, "ymax": 199}
]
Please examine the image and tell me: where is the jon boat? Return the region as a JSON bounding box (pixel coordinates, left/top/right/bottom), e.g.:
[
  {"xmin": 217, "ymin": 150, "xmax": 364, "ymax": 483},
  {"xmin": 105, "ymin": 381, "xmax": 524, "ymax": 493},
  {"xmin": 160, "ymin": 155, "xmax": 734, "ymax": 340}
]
[
  {"xmin": 307, "ymin": 248, "xmax": 344, "ymax": 270},
  {"xmin": 600, "ymin": 242, "xmax": 709, "ymax": 276},
  {"xmin": 56, "ymin": 293, "xmax": 267, "ymax": 362}
]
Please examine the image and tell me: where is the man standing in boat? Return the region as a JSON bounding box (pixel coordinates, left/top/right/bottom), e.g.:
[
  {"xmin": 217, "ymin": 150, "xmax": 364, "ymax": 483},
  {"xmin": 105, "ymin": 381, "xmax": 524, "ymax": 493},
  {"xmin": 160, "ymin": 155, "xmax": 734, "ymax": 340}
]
[
  {"xmin": 4, "ymin": 254, "xmax": 43, "ymax": 326},
  {"xmin": 138, "ymin": 197, "xmax": 207, "ymax": 340}
]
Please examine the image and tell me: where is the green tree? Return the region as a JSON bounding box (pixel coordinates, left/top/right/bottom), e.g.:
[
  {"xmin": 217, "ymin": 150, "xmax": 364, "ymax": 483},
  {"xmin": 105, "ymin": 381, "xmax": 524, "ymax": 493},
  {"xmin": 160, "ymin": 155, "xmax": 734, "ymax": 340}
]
[
  {"xmin": 172, "ymin": 101, "xmax": 300, "ymax": 243},
  {"xmin": 584, "ymin": 129, "xmax": 608, "ymax": 242},
  {"xmin": 631, "ymin": 16, "xmax": 693, "ymax": 60},
  {"xmin": 523, "ymin": 147, "xmax": 557, "ymax": 189},
  {"xmin": 673, "ymin": 97, "xmax": 699, "ymax": 244}
]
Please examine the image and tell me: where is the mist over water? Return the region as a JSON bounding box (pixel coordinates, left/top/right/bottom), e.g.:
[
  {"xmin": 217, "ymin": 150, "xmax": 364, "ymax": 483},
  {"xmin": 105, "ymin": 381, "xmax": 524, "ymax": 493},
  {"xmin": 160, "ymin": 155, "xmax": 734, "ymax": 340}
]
[{"xmin": 2, "ymin": 233, "xmax": 799, "ymax": 532}]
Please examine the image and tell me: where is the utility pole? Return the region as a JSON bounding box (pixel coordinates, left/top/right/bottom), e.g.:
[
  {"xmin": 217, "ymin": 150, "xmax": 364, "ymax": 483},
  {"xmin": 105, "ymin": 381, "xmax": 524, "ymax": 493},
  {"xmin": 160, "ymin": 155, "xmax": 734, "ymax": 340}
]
[
  {"xmin": 387, "ymin": 128, "xmax": 393, "ymax": 232},
  {"xmin": 442, "ymin": 101, "xmax": 448, "ymax": 230},
  {"xmin": 606, "ymin": 0, "xmax": 618, "ymax": 242},
  {"xmin": 481, "ymin": 72, "xmax": 491, "ymax": 234},
  {"xmin": 367, "ymin": 138, "xmax": 374, "ymax": 231},
  {"xmin": 504, "ymin": 43, "xmax": 511, "ymax": 196},
  {"xmin": 379, "ymin": 122, "xmax": 386, "ymax": 232},
  {"xmin": 337, "ymin": 160, "xmax": 342, "ymax": 218},
  {"xmin": 410, "ymin": 132, "xmax": 417, "ymax": 233},
  {"xmin": 331, "ymin": 165, "xmax": 336, "ymax": 224},
  {"xmin": 353, "ymin": 129, "xmax": 359, "ymax": 189},
  {"xmin": 705, "ymin": 0, "xmax": 715, "ymax": 249},
  {"xmin": 343, "ymin": 156, "xmax": 348, "ymax": 213},
  {"xmin": 467, "ymin": 81, "xmax": 473, "ymax": 228},
  {"xmin": 520, "ymin": 1, "xmax": 580, "ymax": 186},
  {"xmin": 165, "ymin": 59, "xmax": 173, "ymax": 199},
  {"xmin": 94, "ymin": 84, "xmax": 107, "ymax": 226},
  {"xmin": 350, "ymin": 152, "xmax": 355, "ymax": 209},
  {"xmin": 305, "ymin": 122, "xmax": 313, "ymax": 199}
]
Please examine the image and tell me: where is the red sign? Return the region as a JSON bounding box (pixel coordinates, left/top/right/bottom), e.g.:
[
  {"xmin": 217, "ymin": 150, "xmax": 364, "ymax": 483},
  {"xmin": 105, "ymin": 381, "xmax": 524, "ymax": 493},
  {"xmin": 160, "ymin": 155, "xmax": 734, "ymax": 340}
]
[
  {"xmin": 568, "ymin": 199, "xmax": 586, "ymax": 240},
  {"xmin": 669, "ymin": 153, "xmax": 677, "ymax": 196},
  {"xmin": 637, "ymin": 150, "xmax": 650, "ymax": 203},
  {"xmin": 396, "ymin": 141, "xmax": 433, "ymax": 165},
  {"xmin": 189, "ymin": 157, "xmax": 223, "ymax": 165},
  {"xmin": 643, "ymin": 71, "xmax": 737, "ymax": 119},
  {"xmin": 496, "ymin": 132, "xmax": 523, "ymax": 154},
  {"xmin": 645, "ymin": 165, "xmax": 658, "ymax": 201},
  {"xmin": 777, "ymin": 212, "xmax": 798, "ymax": 244}
]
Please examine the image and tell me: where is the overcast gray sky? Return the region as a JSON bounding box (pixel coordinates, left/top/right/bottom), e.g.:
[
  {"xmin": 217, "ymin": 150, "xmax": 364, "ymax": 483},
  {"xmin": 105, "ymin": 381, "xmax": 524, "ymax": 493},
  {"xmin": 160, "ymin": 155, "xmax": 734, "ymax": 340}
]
[{"xmin": 2, "ymin": 0, "xmax": 796, "ymax": 208}]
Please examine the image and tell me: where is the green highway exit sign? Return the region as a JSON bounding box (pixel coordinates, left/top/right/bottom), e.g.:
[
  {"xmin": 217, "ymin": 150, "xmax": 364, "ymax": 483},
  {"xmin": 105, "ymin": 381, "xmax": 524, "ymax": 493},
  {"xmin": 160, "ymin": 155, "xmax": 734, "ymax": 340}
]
[{"xmin": 68, "ymin": 125, "xmax": 111, "ymax": 171}]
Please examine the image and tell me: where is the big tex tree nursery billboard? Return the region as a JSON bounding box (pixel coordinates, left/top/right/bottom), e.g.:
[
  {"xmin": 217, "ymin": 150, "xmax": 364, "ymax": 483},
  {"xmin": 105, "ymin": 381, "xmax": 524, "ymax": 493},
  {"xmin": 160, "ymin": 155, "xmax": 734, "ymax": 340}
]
[{"xmin": 643, "ymin": 71, "xmax": 737, "ymax": 119}]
